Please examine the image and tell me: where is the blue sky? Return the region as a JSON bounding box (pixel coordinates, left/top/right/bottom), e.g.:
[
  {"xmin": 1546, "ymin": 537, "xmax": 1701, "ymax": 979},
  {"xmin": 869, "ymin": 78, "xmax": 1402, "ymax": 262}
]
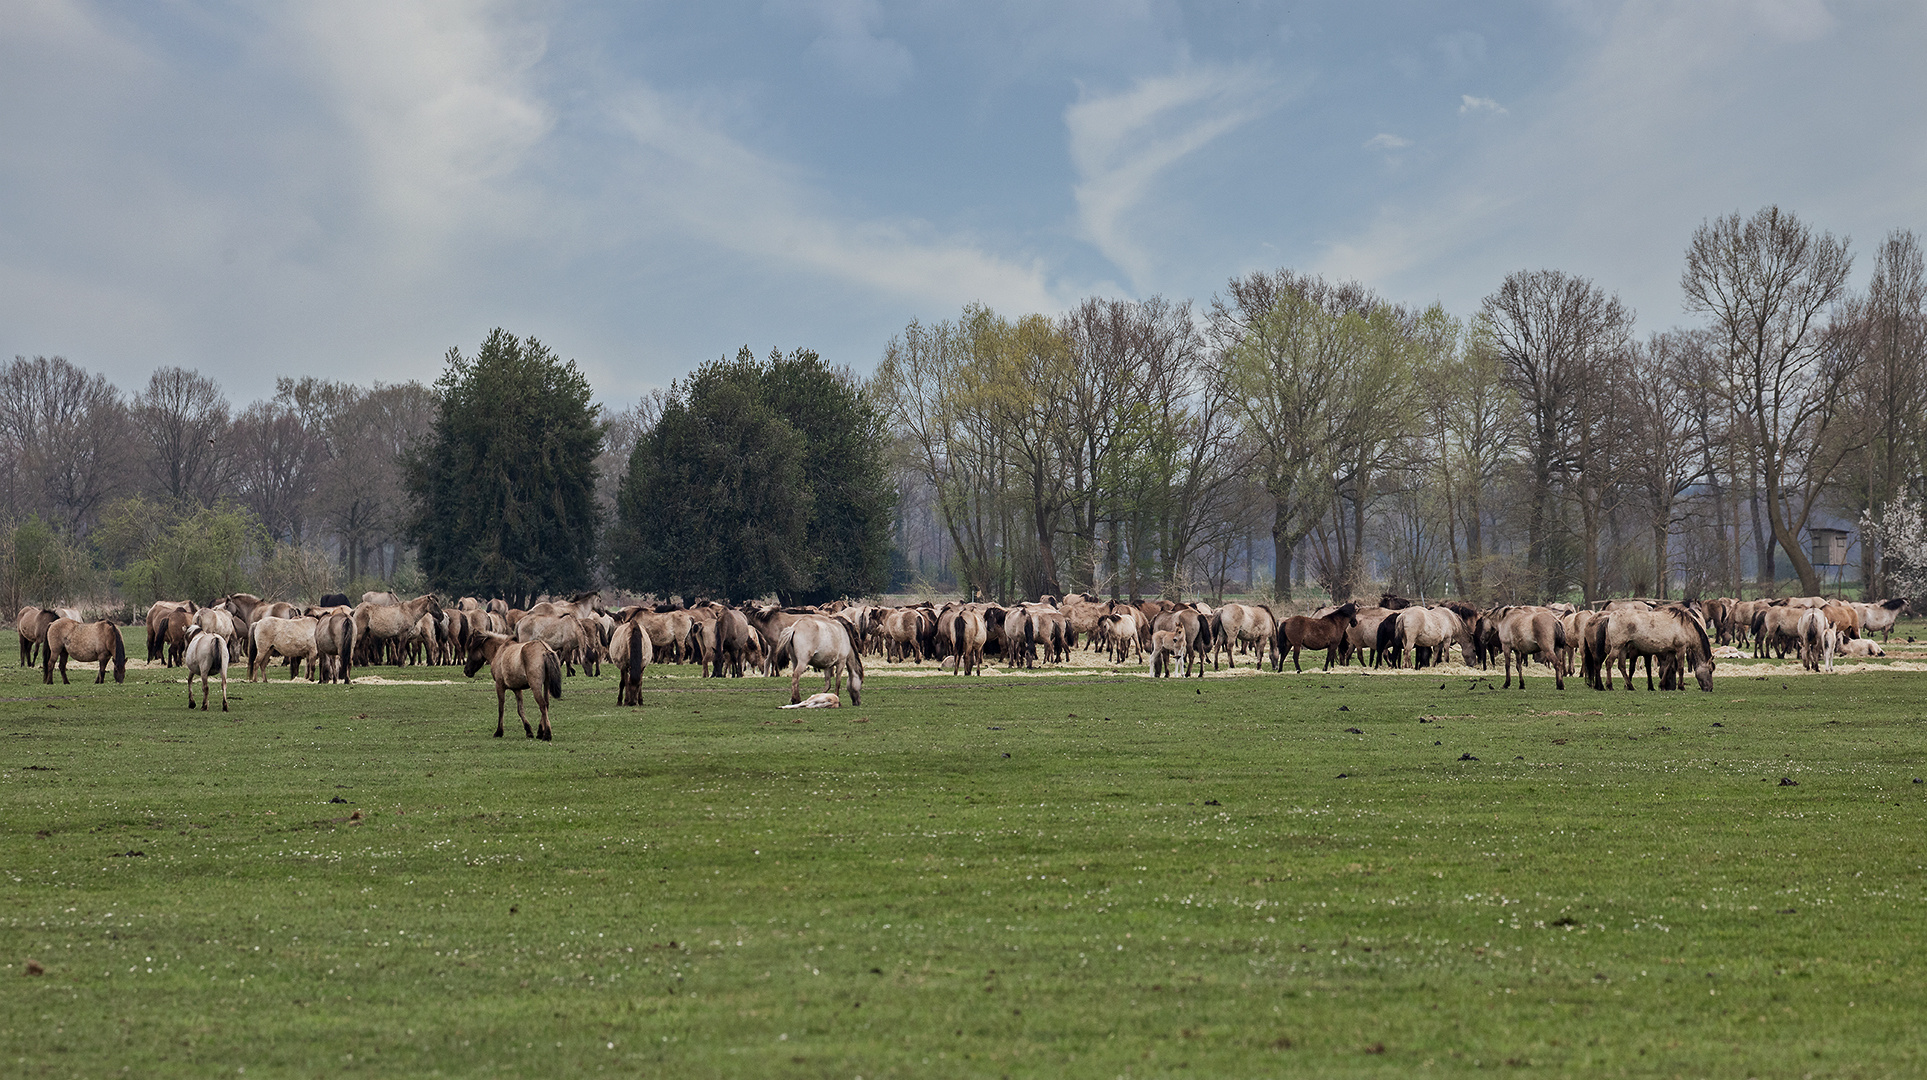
[{"xmin": 3, "ymin": 0, "xmax": 1923, "ymax": 407}]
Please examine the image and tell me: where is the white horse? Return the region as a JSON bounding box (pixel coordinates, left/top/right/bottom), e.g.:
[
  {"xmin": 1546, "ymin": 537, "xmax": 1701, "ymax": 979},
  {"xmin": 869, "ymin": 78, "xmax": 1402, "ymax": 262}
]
[
  {"xmin": 183, "ymin": 626, "xmax": 230, "ymax": 711},
  {"xmin": 777, "ymin": 616, "xmax": 864, "ymax": 706}
]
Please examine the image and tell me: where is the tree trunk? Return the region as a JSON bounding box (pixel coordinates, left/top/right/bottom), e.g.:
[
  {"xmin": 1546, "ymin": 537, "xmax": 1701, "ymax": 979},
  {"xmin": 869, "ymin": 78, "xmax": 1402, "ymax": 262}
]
[{"xmin": 1271, "ymin": 496, "xmax": 1293, "ymax": 603}]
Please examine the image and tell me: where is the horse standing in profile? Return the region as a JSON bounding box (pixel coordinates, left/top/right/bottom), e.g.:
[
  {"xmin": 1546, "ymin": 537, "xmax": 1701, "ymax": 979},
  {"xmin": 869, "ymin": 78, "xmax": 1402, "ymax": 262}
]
[
  {"xmin": 183, "ymin": 625, "xmax": 230, "ymax": 711},
  {"xmin": 776, "ymin": 616, "xmax": 864, "ymax": 706},
  {"xmin": 1278, "ymin": 602, "xmax": 1358, "ymax": 673},
  {"xmin": 1603, "ymin": 606, "xmax": 1714, "ymax": 691},
  {"xmin": 464, "ymin": 632, "xmax": 562, "ymax": 740},
  {"xmin": 43, "ymin": 618, "xmax": 126, "ymax": 684},
  {"xmin": 1494, "ymin": 606, "xmax": 1568, "ymax": 689}
]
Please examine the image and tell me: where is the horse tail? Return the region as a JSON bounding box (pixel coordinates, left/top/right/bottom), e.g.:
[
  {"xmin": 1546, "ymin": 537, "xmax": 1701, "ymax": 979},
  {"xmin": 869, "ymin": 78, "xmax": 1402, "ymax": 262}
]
[
  {"xmin": 112, "ymin": 627, "xmax": 127, "ymax": 682},
  {"xmin": 545, "ymin": 647, "xmax": 564, "ymax": 700},
  {"xmin": 42, "ymin": 624, "xmax": 55, "ymax": 683},
  {"xmin": 953, "ymin": 614, "xmax": 966, "ymax": 658},
  {"xmin": 840, "ymin": 619, "xmax": 866, "ymax": 680},
  {"xmin": 626, "ymin": 622, "xmax": 644, "ymax": 692},
  {"xmin": 340, "ymin": 617, "xmax": 356, "ymax": 684}
]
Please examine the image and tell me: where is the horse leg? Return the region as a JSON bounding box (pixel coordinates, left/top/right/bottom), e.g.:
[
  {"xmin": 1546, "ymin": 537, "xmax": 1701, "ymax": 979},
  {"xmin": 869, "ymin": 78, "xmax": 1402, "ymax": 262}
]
[
  {"xmin": 536, "ymin": 690, "xmax": 552, "ymax": 741},
  {"xmin": 187, "ymin": 675, "xmax": 197, "ymax": 709},
  {"xmin": 495, "ymin": 686, "xmax": 507, "ymax": 738},
  {"xmin": 516, "ymin": 688, "xmax": 534, "ymax": 738},
  {"xmin": 1292, "ymin": 645, "xmax": 1303, "ymax": 673},
  {"xmin": 848, "ymin": 664, "xmax": 861, "ymax": 706},
  {"xmin": 219, "ymin": 668, "xmax": 228, "ymax": 711},
  {"xmin": 791, "ymin": 664, "xmax": 804, "ymax": 705}
]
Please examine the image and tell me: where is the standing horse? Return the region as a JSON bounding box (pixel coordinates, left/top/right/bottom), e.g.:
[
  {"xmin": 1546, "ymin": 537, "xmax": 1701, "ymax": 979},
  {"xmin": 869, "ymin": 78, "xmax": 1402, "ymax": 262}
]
[
  {"xmin": 183, "ymin": 625, "xmax": 230, "ymax": 711},
  {"xmin": 16, "ymin": 605, "xmax": 55, "ymax": 667},
  {"xmin": 146, "ymin": 600, "xmax": 195, "ymax": 665},
  {"xmin": 1394, "ymin": 606, "xmax": 1471, "ymax": 669},
  {"xmin": 777, "ymin": 616, "xmax": 864, "ymax": 706},
  {"xmin": 464, "ymin": 632, "xmax": 562, "ymax": 740},
  {"xmin": 1604, "ymin": 606, "xmax": 1714, "ymax": 691},
  {"xmin": 1496, "ymin": 606, "xmax": 1568, "ymax": 689},
  {"xmin": 1277, "ymin": 602, "xmax": 1358, "ymax": 672},
  {"xmin": 314, "ymin": 612, "xmax": 357, "ymax": 684},
  {"xmin": 1214, "ymin": 603, "xmax": 1277, "ymax": 669},
  {"xmin": 43, "ymin": 618, "xmax": 126, "ymax": 684},
  {"xmin": 249, "ymin": 616, "xmax": 320, "ymax": 681},
  {"xmin": 1151, "ymin": 607, "xmax": 1209, "ymax": 677},
  {"xmin": 609, "ymin": 618, "xmax": 652, "ymax": 706}
]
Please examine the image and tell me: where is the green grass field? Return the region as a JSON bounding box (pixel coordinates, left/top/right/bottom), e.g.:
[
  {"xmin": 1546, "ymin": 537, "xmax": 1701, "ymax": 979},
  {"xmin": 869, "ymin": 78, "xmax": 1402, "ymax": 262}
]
[{"xmin": 5, "ymin": 629, "xmax": 1927, "ymax": 1077}]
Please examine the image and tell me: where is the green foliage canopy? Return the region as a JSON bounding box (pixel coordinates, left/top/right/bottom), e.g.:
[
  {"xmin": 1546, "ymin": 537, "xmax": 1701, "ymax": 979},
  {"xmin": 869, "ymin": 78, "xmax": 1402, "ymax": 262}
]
[
  {"xmin": 404, "ymin": 330, "xmax": 603, "ymax": 606},
  {"xmin": 609, "ymin": 347, "xmax": 894, "ymax": 604}
]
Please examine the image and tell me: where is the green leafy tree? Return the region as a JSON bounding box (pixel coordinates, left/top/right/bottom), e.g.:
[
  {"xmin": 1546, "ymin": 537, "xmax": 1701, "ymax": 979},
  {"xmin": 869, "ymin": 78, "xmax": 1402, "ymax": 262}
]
[
  {"xmin": 403, "ymin": 330, "xmax": 603, "ymax": 606},
  {"xmin": 95, "ymin": 498, "xmax": 266, "ymax": 609},
  {"xmin": 610, "ymin": 348, "xmax": 894, "ymax": 604}
]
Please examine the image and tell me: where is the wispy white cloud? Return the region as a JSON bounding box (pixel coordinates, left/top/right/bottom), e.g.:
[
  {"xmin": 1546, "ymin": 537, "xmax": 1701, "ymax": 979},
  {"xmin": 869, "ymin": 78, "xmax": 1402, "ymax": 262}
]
[
  {"xmin": 1319, "ymin": 0, "xmax": 1927, "ymax": 327},
  {"xmin": 1365, "ymin": 133, "xmax": 1412, "ymax": 150},
  {"xmin": 1066, "ymin": 64, "xmax": 1284, "ymax": 287},
  {"xmin": 1458, "ymin": 94, "xmax": 1506, "ymax": 115},
  {"xmin": 608, "ymin": 86, "xmax": 1061, "ymax": 314}
]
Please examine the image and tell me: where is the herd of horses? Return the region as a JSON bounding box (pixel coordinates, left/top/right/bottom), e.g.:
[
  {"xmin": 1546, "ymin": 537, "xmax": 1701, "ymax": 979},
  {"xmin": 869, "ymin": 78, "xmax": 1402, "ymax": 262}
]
[{"xmin": 9, "ymin": 588, "xmax": 1911, "ymax": 739}]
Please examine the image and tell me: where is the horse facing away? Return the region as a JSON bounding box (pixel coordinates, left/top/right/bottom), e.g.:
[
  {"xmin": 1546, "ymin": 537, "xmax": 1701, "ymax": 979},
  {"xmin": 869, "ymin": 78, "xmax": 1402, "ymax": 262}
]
[
  {"xmin": 16, "ymin": 606, "xmax": 55, "ymax": 667},
  {"xmin": 609, "ymin": 618, "xmax": 652, "ymax": 706},
  {"xmin": 183, "ymin": 625, "xmax": 230, "ymax": 711},
  {"xmin": 1495, "ymin": 606, "xmax": 1568, "ymax": 690},
  {"xmin": 464, "ymin": 632, "xmax": 562, "ymax": 740},
  {"xmin": 777, "ymin": 616, "xmax": 864, "ymax": 706},
  {"xmin": 43, "ymin": 618, "xmax": 126, "ymax": 684}
]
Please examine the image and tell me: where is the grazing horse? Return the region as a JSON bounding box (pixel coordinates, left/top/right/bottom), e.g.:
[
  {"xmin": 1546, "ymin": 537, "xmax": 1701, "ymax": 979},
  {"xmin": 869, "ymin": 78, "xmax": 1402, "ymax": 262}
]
[
  {"xmin": 249, "ymin": 616, "xmax": 320, "ymax": 681},
  {"xmin": 16, "ymin": 605, "xmax": 55, "ymax": 667},
  {"xmin": 464, "ymin": 633, "xmax": 562, "ymax": 740},
  {"xmin": 1278, "ymin": 602, "xmax": 1359, "ymax": 672},
  {"xmin": 182, "ymin": 625, "xmax": 230, "ymax": 711},
  {"xmin": 777, "ymin": 616, "xmax": 864, "ymax": 706},
  {"xmin": 1604, "ymin": 606, "xmax": 1714, "ymax": 691},
  {"xmin": 1213, "ymin": 603, "xmax": 1277, "ymax": 670},
  {"xmin": 1755, "ymin": 605, "xmax": 1804, "ymax": 659},
  {"xmin": 1495, "ymin": 606, "xmax": 1568, "ymax": 690},
  {"xmin": 43, "ymin": 618, "xmax": 126, "ymax": 684},
  {"xmin": 609, "ymin": 618, "xmax": 652, "ymax": 705}
]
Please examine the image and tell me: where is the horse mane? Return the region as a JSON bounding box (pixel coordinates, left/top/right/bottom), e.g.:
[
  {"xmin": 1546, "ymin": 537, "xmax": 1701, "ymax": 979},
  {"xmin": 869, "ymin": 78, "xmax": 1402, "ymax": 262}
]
[
  {"xmin": 1379, "ymin": 593, "xmax": 1413, "ymax": 610},
  {"xmin": 1443, "ymin": 601, "xmax": 1479, "ymax": 622}
]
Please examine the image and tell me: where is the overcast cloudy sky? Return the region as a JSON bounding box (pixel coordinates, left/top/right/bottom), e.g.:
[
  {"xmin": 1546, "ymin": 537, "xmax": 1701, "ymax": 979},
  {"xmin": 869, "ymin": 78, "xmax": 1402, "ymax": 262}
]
[{"xmin": 3, "ymin": 0, "xmax": 1923, "ymax": 406}]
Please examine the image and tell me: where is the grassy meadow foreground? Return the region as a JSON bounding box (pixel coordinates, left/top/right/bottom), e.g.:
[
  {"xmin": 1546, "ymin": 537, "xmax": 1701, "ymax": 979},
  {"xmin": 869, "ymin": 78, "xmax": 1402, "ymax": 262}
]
[{"xmin": 5, "ymin": 629, "xmax": 1927, "ymax": 1077}]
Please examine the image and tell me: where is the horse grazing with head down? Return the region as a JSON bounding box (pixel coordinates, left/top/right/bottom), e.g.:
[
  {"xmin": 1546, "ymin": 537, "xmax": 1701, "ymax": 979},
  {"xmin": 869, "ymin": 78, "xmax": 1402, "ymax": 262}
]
[
  {"xmin": 16, "ymin": 605, "xmax": 56, "ymax": 667},
  {"xmin": 43, "ymin": 618, "xmax": 126, "ymax": 684},
  {"xmin": 1604, "ymin": 605, "xmax": 1714, "ymax": 691},
  {"xmin": 464, "ymin": 632, "xmax": 562, "ymax": 739}
]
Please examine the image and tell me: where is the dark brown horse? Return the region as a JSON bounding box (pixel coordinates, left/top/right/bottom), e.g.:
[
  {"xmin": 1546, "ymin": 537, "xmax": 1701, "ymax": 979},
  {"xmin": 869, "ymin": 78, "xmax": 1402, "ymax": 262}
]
[
  {"xmin": 43, "ymin": 618, "xmax": 126, "ymax": 684},
  {"xmin": 1277, "ymin": 602, "xmax": 1359, "ymax": 672}
]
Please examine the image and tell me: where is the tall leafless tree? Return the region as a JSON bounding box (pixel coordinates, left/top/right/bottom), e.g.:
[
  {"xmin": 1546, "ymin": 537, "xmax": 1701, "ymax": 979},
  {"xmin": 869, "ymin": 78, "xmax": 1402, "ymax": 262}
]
[
  {"xmin": 0, "ymin": 355, "xmax": 130, "ymax": 535},
  {"xmin": 1683, "ymin": 206, "xmax": 1857, "ymax": 596}
]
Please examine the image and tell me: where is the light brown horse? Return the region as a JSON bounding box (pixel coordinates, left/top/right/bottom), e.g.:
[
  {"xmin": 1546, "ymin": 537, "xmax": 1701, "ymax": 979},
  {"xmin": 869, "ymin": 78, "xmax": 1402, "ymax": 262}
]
[
  {"xmin": 249, "ymin": 616, "xmax": 320, "ymax": 681},
  {"xmin": 16, "ymin": 605, "xmax": 55, "ymax": 667},
  {"xmin": 1495, "ymin": 606, "xmax": 1568, "ymax": 690},
  {"xmin": 182, "ymin": 625, "xmax": 230, "ymax": 711},
  {"xmin": 1213, "ymin": 603, "xmax": 1277, "ymax": 670},
  {"xmin": 777, "ymin": 615, "xmax": 864, "ymax": 706},
  {"xmin": 146, "ymin": 600, "xmax": 196, "ymax": 665},
  {"xmin": 464, "ymin": 632, "xmax": 562, "ymax": 740},
  {"xmin": 1278, "ymin": 602, "xmax": 1358, "ymax": 673},
  {"xmin": 1152, "ymin": 607, "xmax": 1209, "ymax": 677},
  {"xmin": 356, "ymin": 594, "xmax": 442, "ymax": 666},
  {"xmin": 609, "ymin": 618, "xmax": 653, "ymax": 705},
  {"xmin": 1604, "ymin": 606, "xmax": 1714, "ymax": 691},
  {"xmin": 43, "ymin": 618, "xmax": 126, "ymax": 684},
  {"xmin": 313, "ymin": 612, "xmax": 356, "ymax": 684}
]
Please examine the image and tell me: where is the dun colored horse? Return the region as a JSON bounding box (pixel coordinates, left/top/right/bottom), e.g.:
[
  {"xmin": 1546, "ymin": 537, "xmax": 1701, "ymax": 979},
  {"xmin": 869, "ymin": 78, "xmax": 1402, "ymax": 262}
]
[
  {"xmin": 464, "ymin": 632, "xmax": 562, "ymax": 740},
  {"xmin": 16, "ymin": 606, "xmax": 56, "ymax": 666},
  {"xmin": 183, "ymin": 625, "xmax": 230, "ymax": 711},
  {"xmin": 609, "ymin": 619, "xmax": 652, "ymax": 706},
  {"xmin": 777, "ymin": 616, "xmax": 864, "ymax": 706},
  {"xmin": 43, "ymin": 618, "xmax": 126, "ymax": 684}
]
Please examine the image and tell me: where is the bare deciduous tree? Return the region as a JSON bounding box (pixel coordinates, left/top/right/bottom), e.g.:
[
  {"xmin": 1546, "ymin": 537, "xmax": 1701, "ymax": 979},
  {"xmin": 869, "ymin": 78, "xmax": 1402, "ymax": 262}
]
[{"xmin": 1684, "ymin": 206, "xmax": 1857, "ymax": 596}]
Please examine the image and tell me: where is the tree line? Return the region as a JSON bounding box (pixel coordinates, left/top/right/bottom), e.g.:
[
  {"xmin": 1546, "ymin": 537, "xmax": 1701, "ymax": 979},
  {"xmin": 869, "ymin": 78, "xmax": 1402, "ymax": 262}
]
[
  {"xmin": 5, "ymin": 204, "xmax": 1922, "ymax": 615},
  {"xmin": 880, "ymin": 206, "xmax": 1927, "ymax": 605}
]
